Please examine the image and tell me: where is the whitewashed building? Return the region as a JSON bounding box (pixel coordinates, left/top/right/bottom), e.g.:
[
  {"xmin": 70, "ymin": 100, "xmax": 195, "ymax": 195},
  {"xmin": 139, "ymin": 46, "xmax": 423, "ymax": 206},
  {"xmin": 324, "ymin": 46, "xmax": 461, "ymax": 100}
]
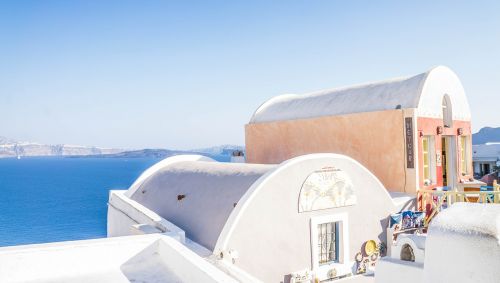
[
  {"xmin": 473, "ymin": 143, "xmax": 500, "ymax": 177},
  {"xmin": 0, "ymin": 66, "xmax": 497, "ymax": 283},
  {"xmin": 108, "ymin": 154, "xmax": 405, "ymax": 282},
  {"xmin": 376, "ymin": 202, "xmax": 500, "ymax": 283}
]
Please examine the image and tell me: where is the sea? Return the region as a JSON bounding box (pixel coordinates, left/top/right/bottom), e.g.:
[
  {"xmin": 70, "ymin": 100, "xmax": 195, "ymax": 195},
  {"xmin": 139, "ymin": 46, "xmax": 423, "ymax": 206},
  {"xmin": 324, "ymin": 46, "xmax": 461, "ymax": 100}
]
[{"xmin": 0, "ymin": 157, "xmax": 162, "ymax": 247}]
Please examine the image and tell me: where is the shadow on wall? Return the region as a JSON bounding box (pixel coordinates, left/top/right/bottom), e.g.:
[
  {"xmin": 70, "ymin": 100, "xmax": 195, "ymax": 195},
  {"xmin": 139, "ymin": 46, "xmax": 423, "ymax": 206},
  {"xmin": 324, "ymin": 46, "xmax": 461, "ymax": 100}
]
[
  {"xmin": 377, "ymin": 218, "xmax": 389, "ymax": 243},
  {"xmin": 398, "ymin": 199, "xmax": 417, "ymax": 212}
]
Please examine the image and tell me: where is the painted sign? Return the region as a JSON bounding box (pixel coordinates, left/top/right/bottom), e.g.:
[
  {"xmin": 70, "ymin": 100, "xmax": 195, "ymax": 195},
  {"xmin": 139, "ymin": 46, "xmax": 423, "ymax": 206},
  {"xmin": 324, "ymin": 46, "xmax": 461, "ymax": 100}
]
[
  {"xmin": 436, "ymin": 153, "xmax": 442, "ymax": 167},
  {"xmin": 299, "ymin": 168, "xmax": 356, "ymax": 212},
  {"xmin": 405, "ymin": 117, "xmax": 415, "ymax": 168}
]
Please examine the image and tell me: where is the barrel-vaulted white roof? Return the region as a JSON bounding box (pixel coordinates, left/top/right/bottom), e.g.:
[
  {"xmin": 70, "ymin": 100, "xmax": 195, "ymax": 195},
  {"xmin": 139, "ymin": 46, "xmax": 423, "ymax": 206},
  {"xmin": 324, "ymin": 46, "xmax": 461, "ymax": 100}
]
[
  {"xmin": 250, "ymin": 66, "xmax": 471, "ymax": 123},
  {"xmin": 126, "ymin": 153, "xmax": 400, "ymax": 255},
  {"xmin": 126, "ymin": 155, "xmax": 216, "ymax": 198},
  {"xmin": 129, "ymin": 157, "xmax": 276, "ymax": 250}
]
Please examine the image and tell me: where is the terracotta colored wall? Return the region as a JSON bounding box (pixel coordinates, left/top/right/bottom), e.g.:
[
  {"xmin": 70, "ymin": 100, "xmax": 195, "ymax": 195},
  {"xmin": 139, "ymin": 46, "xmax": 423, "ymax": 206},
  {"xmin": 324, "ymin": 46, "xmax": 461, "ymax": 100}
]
[
  {"xmin": 416, "ymin": 118, "xmax": 472, "ymax": 189},
  {"xmin": 245, "ymin": 110, "xmax": 407, "ymax": 192}
]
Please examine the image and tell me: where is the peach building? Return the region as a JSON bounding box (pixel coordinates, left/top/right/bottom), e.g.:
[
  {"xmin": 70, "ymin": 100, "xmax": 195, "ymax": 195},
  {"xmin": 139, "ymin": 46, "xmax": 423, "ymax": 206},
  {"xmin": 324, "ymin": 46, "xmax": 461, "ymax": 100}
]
[{"xmin": 246, "ymin": 66, "xmax": 473, "ymax": 194}]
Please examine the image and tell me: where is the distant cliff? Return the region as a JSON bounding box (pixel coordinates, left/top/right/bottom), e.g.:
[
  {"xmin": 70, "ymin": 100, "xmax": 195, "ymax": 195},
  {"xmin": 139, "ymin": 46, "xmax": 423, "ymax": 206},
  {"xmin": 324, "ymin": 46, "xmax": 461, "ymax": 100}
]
[
  {"xmin": 473, "ymin": 127, "xmax": 500, "ymax": 145},
  {"xmin": 0, "ymin": 136, "xmax": 243, "ymax": 160},
  {"xmin": 0, "ymin": 137, "xmax": 125, "ymax": 158},
  {"xmin": 94, "ymin": 145, "xmax": 244, "ymax": 162}
]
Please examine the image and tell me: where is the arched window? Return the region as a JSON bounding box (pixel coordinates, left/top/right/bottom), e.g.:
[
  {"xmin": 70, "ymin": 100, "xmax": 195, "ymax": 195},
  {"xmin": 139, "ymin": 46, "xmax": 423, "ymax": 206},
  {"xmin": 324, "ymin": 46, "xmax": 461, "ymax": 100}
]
[
  {"xmin": 400, "ymin": 244, "xmax": 415, "ymax": 262},
  {"xmin": 442, "ymin": 95, "xmax": 453, "ymax": 128}
]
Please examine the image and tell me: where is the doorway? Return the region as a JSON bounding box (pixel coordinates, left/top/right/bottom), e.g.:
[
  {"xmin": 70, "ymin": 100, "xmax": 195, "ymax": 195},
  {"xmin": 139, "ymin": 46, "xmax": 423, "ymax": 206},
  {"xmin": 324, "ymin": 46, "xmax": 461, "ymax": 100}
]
[
  {"xmin": 441, "ymin": 136, "xmax": 456, "ymax": 189},
  {"xmin": 482, "ymin": 164, "xmax": 491, "ymax": 176},
  {"xmin": 442, "ymin": 137, "xmax": 448, "ymax": 186}
]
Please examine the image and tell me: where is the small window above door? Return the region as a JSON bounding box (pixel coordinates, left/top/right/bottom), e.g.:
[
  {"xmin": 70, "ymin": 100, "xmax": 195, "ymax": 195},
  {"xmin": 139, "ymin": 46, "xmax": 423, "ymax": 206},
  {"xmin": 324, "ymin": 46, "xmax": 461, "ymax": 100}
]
[{"xmin": 442, "ymin": 95, "xmax": 453, "ymax": 128}]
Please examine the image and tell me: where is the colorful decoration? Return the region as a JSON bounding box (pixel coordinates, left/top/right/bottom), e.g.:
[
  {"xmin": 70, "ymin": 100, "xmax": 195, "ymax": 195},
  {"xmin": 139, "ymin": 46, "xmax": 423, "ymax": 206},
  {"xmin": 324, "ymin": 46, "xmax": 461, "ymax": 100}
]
[
  {"xmin": 401, "ymin": 211, "xmax": 425, "ymax": 230},
  {"xmin": 298, "ymin": 167, "xmax": 357, "ymax": 212},
  {"xmin": 364, "ymin": 240, "xmax": 377, "ymax": 256},
  {"xmin": 290, "ymin": 269, "xmax": 313, "ymax": 283},
  {"xmin": 355, "ymin": 241, "xmax": 386, "ymax": 274}
]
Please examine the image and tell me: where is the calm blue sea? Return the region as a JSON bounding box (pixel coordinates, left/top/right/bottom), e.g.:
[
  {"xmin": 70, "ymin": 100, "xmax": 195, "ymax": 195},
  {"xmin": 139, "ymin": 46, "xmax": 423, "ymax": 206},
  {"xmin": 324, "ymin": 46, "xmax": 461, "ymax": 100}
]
[{"xmin": 0, "ymin": 157, "xmax": 161, "ymax": 247}]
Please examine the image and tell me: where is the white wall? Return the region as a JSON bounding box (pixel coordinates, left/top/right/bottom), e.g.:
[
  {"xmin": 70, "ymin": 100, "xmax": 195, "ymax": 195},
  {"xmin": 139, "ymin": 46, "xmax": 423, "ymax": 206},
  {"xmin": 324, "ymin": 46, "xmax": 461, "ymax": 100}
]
[
  {"xmin": 216, "ymin": 154, "xmax": 399, "ymax": 282},
  {"xmin": 107, "ymin": 190, "xmax": 185, "ymax": 242},
  {"xmin": 375, "ymin": 258, "xmax": 423, "ymax": 283},
  {"xmin": 423, "ymin": 203, "xmax": 500, "ymax": 283},
  {"xmin": 0, "ymin": 234, "xmax": 237, "ymax": 283}
]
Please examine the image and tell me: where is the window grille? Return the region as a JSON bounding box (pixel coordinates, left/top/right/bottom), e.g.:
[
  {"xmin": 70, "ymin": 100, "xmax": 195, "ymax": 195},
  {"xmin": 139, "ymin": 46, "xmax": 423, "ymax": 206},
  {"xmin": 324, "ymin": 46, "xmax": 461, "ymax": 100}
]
[{"xmin": 317, "ymin": 222, "xmax": 338, "ymax": 264}]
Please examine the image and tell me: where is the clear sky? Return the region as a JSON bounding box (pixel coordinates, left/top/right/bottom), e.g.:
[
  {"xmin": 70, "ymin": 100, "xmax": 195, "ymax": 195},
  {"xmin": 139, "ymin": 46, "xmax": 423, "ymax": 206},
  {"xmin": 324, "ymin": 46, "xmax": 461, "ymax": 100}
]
[{"xmin": 0, "ymin": 1, "xmax": 499, "ymax": 149}]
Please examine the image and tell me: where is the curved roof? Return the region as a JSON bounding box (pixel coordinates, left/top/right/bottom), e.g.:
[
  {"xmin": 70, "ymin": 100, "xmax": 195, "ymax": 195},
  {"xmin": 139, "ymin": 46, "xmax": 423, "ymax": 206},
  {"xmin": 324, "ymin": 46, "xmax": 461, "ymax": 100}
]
[
  {"xmin": 126, "ymin": 155, "xmax": 215, "ymax": 197},
  {"xmin": 424, "ymin": 202, "xmax": 500, "ymax": 283},
  {"xmin": 126, "ymin": 153, "xmax": 404, "ymax": 256},
  {"xmin": 214, "ymin": 153, "xmax": 397, "ymax": 253},
  {"xmin": 250, "ymin": 66, "xmax": 471, "ymax": 123},
  {"xmin": 429, "ymin": 202, "xmax": 500, "ymax": 239},
  {"xmin": 129, "ymin": 159, "xmax": 276, "ymax": 250}
]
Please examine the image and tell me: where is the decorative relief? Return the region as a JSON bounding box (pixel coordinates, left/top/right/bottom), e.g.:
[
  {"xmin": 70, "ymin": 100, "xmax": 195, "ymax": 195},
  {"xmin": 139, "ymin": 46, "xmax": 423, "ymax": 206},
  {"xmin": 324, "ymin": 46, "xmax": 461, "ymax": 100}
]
[{"xmin": 298, "ymin": 167, "xmax": 356, "ymax": 212}]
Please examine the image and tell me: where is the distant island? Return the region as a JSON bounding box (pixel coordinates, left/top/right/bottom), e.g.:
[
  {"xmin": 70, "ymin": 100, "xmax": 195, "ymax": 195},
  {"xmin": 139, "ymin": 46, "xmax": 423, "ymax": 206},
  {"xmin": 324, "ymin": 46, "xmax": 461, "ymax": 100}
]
[
  {"xmin": 0, "ymin": 136, "xmax": 125, "ymax": 158},
  {"xmin": 0, "ymin": 136, "xmax": 243, "ymax": 161},
  {"xmin": 85, "ymin": 145, "xmax": 245, "ymax": 162}
]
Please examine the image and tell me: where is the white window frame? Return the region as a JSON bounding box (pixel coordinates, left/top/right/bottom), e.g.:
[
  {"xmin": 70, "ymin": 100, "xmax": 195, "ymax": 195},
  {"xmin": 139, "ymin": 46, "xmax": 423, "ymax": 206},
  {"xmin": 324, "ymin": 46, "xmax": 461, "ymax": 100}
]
[
  {"xmin": 310, "ymin": 213, "xmax": 350, "ymax": 280},
  {"xmin": 460, "ymin": 136, "xmax": 470, "ymax": 175},
  {"xmin": 422, "ymin": 136, "xmax": 436, "ymax": 185},
  {"xmin": 443, "ymin": 136, "xmax": 458, "ymax": 189}
]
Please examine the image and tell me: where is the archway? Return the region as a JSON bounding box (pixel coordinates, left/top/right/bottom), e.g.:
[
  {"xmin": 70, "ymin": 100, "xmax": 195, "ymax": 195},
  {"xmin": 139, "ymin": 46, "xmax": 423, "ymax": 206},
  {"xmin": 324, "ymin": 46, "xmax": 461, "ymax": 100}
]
[
  {"xmin": 400, "ymin": 243, "xmax": 415, "ymax": 262},
  {"xmin": 442, "ymin": 94, "xmax": 453, "ymax": 128}
]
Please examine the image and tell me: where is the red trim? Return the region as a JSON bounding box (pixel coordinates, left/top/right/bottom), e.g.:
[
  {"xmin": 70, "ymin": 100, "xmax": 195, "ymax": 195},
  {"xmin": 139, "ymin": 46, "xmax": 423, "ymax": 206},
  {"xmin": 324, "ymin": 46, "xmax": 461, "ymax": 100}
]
[{"xmin": 417, "ymin": 118, "xmax": 472, "ymax": 189}]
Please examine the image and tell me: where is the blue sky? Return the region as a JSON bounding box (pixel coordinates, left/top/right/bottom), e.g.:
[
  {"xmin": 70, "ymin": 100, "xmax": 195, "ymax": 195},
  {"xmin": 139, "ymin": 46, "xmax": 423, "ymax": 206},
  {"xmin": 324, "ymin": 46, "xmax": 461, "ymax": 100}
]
[{"xmin": 0, "ymin": 1, "xmax": 499, "ymax": 149}]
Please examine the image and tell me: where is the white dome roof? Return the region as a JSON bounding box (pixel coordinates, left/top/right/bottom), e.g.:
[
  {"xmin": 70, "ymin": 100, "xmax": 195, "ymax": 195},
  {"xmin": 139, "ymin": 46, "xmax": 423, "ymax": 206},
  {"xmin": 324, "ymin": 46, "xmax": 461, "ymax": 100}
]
[
  {"xmin": 250, "ymin": 66, "xmax": 471, "ymax": 123},
  {"xmin": 128, "ymin": 159, "xmax": 275, "ymax": 250}
]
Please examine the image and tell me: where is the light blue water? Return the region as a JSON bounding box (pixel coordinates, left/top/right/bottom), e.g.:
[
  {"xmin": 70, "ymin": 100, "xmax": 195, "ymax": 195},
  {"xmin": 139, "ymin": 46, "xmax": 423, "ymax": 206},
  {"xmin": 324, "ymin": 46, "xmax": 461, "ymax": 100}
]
[{"xmin": 0, "ymin": 157, "xmax": 160, "ymax": 247}]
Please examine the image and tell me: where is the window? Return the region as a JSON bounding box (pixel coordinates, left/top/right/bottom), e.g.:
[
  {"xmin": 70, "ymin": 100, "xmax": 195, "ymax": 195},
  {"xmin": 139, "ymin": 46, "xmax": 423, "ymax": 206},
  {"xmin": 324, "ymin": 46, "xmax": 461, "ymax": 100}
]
[
  {"xmin": 317, "ymin": 222, "xmax": 338, "ymax": 264},
  {"xmin": 422, "ymin": 137, "xmax": 431, "ymax": 181},
  {"xmin": 310, "ymin": 213, "xmax": 349, "ymax": 280},
  {"xmin": 422, "ymin": 136, "xmax": 435, "ymax": 184},
  {"xmin": 442, "ymin": 95, "xmax": 453, "ymax": 128},
  {"xmin": 460, "ymin": 136, "xmax": 470, "ymax": 175}
]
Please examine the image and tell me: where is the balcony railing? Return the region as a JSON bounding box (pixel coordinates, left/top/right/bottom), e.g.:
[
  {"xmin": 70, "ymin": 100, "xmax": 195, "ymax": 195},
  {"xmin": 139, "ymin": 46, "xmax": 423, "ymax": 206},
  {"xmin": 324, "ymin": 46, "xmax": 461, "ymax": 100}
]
[{"xmin": 417, "ymin": 187, "xmax": 500, "ymax": 227}]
